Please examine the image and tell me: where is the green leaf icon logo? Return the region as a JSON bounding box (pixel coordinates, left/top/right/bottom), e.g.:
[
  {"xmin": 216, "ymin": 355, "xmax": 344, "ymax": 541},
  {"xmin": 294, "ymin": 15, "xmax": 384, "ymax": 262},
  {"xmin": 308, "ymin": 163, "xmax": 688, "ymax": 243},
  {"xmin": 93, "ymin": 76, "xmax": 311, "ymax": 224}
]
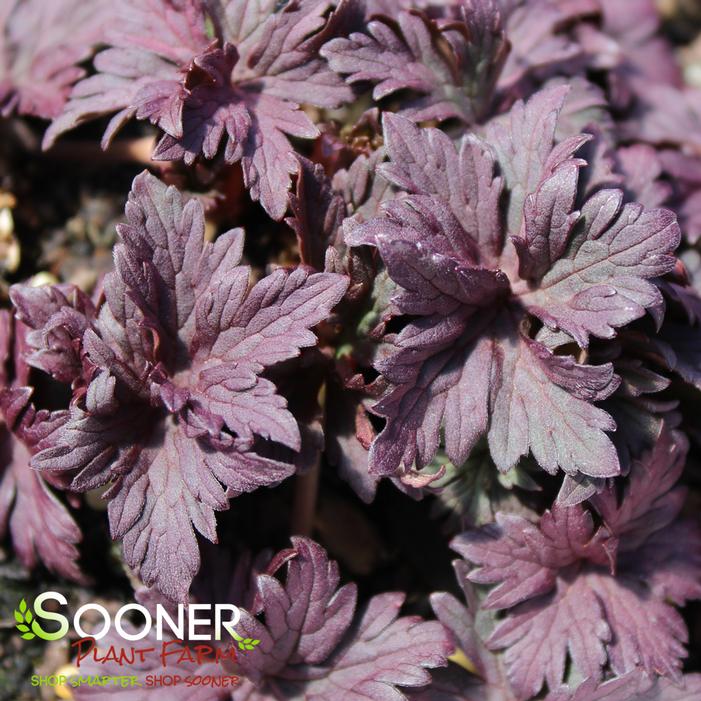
[
  {"xmin": 14, "ymin": 599, "xmax": 36, "ymax": 640},
  {"xmin": 240, "ymin": 638, "xmax": 261, "ymax": 651},
  {"xmin": 13, "ymin": 592, "xmax": 68, "ymax": 641},
  {"xmin": 230, "ymin": 630, "xmax": 261, "ymax": 651}
]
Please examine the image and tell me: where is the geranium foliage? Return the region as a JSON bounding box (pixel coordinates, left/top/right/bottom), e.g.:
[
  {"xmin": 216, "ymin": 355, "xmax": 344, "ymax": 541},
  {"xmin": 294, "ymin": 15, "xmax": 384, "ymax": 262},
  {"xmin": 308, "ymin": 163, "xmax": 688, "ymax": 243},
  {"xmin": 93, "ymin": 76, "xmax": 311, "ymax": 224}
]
[
  {"xmin": 43, "ymin": 0, "xmax": 357, "ymax": 220},
  {"xmin": 346, "ymin": 89, "xmax": 679, "ymax": 486},
  {"xmin": 2, "ymin": 0, "xmax": 701, "ymax": 699},
  {"xmin": 69, "ymin": 538, "xmax": 453, "ymax": 700},
  {"xmin": 12, "ymin": 171, "xmax": 347, "ymax": 601},
  {"xmin": 0, "ymin": 0, "xmax": 108, "ymax": 118},
  {"xmin": 453, "ymin": 427, "xmax": 701, "ymax": 698},
  {"xmin": 0, "ymin": 310, "xmax": 84, "ymax": 582}
]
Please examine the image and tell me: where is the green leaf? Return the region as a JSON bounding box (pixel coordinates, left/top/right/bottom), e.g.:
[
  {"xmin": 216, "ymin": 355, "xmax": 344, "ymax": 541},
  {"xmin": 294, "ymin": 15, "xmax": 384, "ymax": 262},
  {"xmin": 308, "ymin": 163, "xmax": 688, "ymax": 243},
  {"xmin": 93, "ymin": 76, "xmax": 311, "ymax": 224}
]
[
  {"xmin": 16, "ymin": 624, "xmax": 29, "ymax": 633},
  {"xmin": 21, "ymin": 632, "xmax": 35, "ymax": 640},
  {"xmin": 14, "ymin": 610, "xmax": 23, "ymax": 624},
  {"xmin": 243, "ymin": 638, "xmax": 252, "ymax": 644},
  {"xmin": 496, "ymin": 464, "xmax": 540, "ymax": 491},
  {"xmin": 204, "ymin": 15, "xmax": 216, "ymax": 40},
  {"xmin": 19, "ymin": 599, "xmax": 27, "ymax": 614},
  {"xmin": 251, "ymin": 639, "xmax": 260, "ymax": 646},
  {"xmin": 25, "ymin": 610, "xmax": 33, "ymax": 623}
]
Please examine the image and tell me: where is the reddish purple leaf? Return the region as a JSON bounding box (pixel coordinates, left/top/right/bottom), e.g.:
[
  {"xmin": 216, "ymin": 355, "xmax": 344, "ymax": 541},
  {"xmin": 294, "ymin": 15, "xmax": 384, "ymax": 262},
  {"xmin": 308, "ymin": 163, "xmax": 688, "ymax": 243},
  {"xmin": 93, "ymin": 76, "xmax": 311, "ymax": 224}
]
[
  {"xmin": 10, "ymin": 283, "xmax": 96, "ymax": 385},
  {"xmin": 235, "ymin": 537, "xmax": 453, "ymax": 698},
  {"xmin": 0, "ymin": 0, "xmax": 108, "ymax": 119},
  {"xmin": 30, "ymin": 172, "xmax": 348, "ymax": 601},
  {"xmin": 345, "ymin": 88, "xmax": 679, "ymax": 484},
  {"xmin": 452, "ymin": 427, "xmax": 701, "ymax": 697},
  {"xmin": 0, "ymin": 311, "xmax": 84, "ymax": 581},
  {"xmin": 322, "ymin": 0, "xmax": 508, "ymax": 124},
  {"xmin": 548, "ymin": 671, "xmax": 701, "ymax": 701},
  {"xmin": 45, "ymin": 0, "xmax": 355, "ymax": 220}
]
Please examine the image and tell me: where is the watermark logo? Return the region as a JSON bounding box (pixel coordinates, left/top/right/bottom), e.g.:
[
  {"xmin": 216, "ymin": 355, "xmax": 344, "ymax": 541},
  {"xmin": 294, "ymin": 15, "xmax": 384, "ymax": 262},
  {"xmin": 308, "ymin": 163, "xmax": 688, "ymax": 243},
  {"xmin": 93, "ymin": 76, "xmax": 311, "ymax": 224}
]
[
  {"xmin": 13, "ymin": 591, "xmax": 260, "ymax": 648},
  {"xmin": 14, "ymin": 598, "xmax": 37, "ymax": 640},
  {"xmin": 15, "ymin": 595, "xmax": 67, "ymax": 641},
  {"xmin": 230, "ymin": 631, "xmax": 260, "ymax": 651},
  {"xmin": 13, "ymin": 592, "xmax": 260, "ymax": 693}
]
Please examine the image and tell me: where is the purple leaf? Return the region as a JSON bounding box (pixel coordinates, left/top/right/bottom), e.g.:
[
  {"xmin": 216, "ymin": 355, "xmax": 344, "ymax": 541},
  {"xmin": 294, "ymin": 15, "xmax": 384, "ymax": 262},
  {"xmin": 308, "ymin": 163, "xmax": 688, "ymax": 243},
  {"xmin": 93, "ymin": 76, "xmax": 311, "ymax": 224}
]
[
  {"xmin": 415, "ymin": 560, "xmax": 517, "ymax": 700},
  {"xmin": 70, "ymin": 538, "xmax": 452, "ymax": 700},
  {"xmin": 452, "ymin": 427, "xmax": 701, "ymax": 697},
  {"xmin": 486, "ymin": 575, "xmax": 611, "ymax": 700},
  {"xmin": 10, "ymin": 283, "xmax": 96, "ymax": 385},
  {"xmin": 347, "ymin": 89, "xmax": 680, "ymax": 485},
  {"xmin": 30, "ymin": 171, "xmax": 348, "ymax": 601},
  {"xmin": 235, "ymin": 537, "xmax": 453, "ymax": 698},
  {"xmin": 659, "ymin": 250, "xmax": 701, "ymax": 325},
  {"xmin": 0, "ymin": 0, "xmax": 108, "ymax": 119},
  {"xmin": 592, "ymin": 0, "xmax": 682, "ymax": 98},
  {"xmin": 590, "ymin": 428, "xmax": 687, "ymax": 550},
  {"xmin": 519, "ymin": 198, "xmax": 679, "ymax": 347},
  {"xmin": 0, "ymin": 404, "xmax": 83, "ymax": 582},
  {"xmin": 0, "ymin": 312, "xmax": 84, "ymax": 581},
  {"xmin": 325, "ymin": 377, "xmax": 379, "ymax": 504},
  {"xmin": 498, "ymin": 0, "xmax": 597, "ymax": 94},
  {"xmin": 378, "ymin": 112, "xmax": 504, "ymax": 267},
  {"xmin": 548, "ymin": 671, "xmax": 701, "ymax": 701},
  {"xmin": 617, "ymin": 145, "xmax": 672, "ymax": 210},
  {"xmin": 452, "ymin": 505, "xmax": 612, "ymax": 610},
  {"xmin": 45, "ymin": 0, "xmax": 355, "ymax": 220},
  {"xmin": 486, "ymin": 85, "xmax": 574, "ymax": 233},
  {"xmin": 286, "ymin": 155, "xmax": 345, "ymax": 270},
  {"xmin": 322, "ymin": 0, "xmax": 508, "ymax": 124},
  {"xmin": 620, "ymin": 86, "xmax": 701, "ymax": 156},
  {"xmin": 335, "ymin": 146, "xmax": 397, "ymax": 231},
  {"xmin": 587, "ymin": 571, "xmax": 688, "ymax": 680}
]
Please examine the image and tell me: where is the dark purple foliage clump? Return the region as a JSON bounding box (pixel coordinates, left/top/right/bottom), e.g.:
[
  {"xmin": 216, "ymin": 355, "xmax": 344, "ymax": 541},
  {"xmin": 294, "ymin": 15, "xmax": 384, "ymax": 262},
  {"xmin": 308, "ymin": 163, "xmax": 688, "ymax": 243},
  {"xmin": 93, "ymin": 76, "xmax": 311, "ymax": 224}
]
[{"xmin": 2, "ymin": 0, "xmax": 701, "ymax": 699}]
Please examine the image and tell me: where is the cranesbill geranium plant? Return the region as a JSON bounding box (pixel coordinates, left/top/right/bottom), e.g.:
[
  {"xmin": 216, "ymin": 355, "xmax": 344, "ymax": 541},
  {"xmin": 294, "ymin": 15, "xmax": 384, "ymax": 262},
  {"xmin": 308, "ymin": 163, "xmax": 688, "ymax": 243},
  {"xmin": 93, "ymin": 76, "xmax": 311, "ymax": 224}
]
[
  {"xmin": 0, "ymin": 1, "xmax": 700, "ymax": 699},
  {"xmin": 12, "ymin": 172, "xmax": 348, "ymax": 601}
]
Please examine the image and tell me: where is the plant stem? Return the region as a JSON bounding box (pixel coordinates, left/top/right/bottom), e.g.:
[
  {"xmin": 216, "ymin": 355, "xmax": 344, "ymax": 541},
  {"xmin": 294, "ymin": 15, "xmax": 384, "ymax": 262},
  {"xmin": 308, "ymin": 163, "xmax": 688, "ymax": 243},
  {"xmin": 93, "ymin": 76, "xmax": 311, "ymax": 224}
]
[
  {"xmin": 291, "ymin": 455, "xmax": 321, "ymax": 537},
  {"xmin": 290, "ymin": 381, "xmax": 326, "ymax": 537},
  {"xmin": 43, "ymin": 137, "xmax": 156, "ymax": 164}
]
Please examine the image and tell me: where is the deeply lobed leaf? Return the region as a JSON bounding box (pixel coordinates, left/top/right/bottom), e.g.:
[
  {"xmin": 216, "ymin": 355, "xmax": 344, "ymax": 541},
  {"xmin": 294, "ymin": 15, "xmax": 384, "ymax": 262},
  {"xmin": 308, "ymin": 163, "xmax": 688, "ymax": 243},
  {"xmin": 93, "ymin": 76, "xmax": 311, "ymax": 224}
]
[{"xmin": 21, "ymin": 171, "xmax": 347, "ymax": 601}]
